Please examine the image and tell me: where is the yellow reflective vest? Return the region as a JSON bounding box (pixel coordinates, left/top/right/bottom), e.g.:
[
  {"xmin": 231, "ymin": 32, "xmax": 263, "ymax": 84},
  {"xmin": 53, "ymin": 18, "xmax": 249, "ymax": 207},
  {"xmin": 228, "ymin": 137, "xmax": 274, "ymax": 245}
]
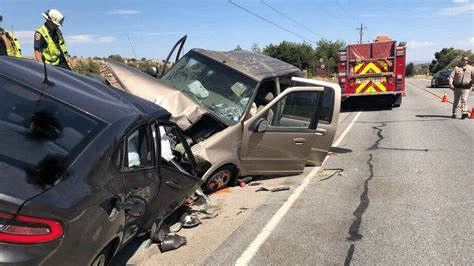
[
  {"xmin": 0, "ymin": 30, "xmax": 22, "ymax": 57},
  {"xmin": 36, "ymin": 25, "xmax": 67, "ymax": 65}
]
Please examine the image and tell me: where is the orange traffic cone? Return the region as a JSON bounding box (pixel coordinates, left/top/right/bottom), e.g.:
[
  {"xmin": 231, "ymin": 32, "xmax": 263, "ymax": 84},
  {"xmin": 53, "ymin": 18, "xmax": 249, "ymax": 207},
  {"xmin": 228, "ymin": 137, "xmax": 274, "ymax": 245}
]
[{"xmin": 441, "ymin": 92, "xmax": 448, "ymax": 102}]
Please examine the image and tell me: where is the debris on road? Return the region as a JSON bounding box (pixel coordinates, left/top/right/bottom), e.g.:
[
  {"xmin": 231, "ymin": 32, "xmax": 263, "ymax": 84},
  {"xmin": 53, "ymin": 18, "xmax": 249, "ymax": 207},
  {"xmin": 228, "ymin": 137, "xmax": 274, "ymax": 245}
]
[
  {"xmin": 159, "ymin": 234, "xmax": 187, "ymax": 253},
  {"xmin": 236, "ymin": 207, "xmax": 248, "ymax": 215},
  {"xmin": 319, "ymin": 168, "xmax": 344, "ymax": 181},
  {"xmin": 182, "ymin": 215, "xmax": 200, "ymax": 228},
  {"xmin": 248, "ymin": 181, "xmax": 262, "ymax": 186},
  {"xmin": 255, "ymin": 185, "xmax": 290, "ymax": 192}
]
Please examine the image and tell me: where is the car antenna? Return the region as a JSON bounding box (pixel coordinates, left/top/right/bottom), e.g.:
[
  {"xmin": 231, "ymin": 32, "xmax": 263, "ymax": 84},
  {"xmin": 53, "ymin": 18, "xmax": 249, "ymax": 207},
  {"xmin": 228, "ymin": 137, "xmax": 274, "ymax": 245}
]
[{"xmin": 41, "ymin": 55, "xmax": 55, "ymax": 87}]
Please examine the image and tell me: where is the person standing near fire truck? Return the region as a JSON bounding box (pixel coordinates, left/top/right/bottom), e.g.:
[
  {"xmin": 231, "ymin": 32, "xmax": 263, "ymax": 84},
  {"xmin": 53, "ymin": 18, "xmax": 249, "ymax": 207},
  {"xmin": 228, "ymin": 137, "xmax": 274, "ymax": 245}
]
[
  {"xmin": 449, "ymin": 56, "xmax": 474, "ymax": 119},
  {"xmin": 34, "ymin": 9, "xmax": 70, "ymax": 69}
]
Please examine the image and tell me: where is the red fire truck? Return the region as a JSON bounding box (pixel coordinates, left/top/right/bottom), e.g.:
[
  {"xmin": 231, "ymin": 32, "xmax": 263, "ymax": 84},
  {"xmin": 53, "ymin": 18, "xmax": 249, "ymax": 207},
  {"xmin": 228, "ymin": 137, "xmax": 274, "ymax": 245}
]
[{"xmin": 337, "ymin": 35, "xmax": 406, "ymax": 107}]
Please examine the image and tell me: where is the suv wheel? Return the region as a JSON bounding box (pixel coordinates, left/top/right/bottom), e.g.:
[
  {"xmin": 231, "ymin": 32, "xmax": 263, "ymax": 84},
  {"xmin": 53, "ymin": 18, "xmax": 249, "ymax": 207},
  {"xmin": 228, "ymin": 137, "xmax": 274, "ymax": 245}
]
[{"xmin": 203, "ymin": 165, "xmax": 236, "ymax": 193}]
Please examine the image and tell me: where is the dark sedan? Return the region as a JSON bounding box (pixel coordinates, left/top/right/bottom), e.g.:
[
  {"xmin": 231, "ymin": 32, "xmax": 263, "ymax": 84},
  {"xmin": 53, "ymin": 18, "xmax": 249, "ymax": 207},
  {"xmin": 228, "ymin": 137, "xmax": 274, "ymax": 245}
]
[
  {"xmin": 431, "ymin": 69, "xmax": 451, "ymax": 88},
  {"xmin": 0, "ymin": 57, "xmax": 201, "ymax": 265}
]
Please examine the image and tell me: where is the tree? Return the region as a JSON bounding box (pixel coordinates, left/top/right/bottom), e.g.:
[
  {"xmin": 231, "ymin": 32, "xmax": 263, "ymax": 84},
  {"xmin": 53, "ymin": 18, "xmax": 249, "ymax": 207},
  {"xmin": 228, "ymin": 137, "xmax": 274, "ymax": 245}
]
[
  {"xmin": 429, "ymin": 48, "xmax": 473, "ymax": 73},
  {"xmin": 314, "ymin": 39, "xmax": 346, "ymax": 74},
  {"xmin": 235, "ymin": 45, "xmax": 242, "ymax": 51},
  {"xmin": 263, "ymin": 41, "xmax": 315, "ymax": 73},
  {"xmin": 251, "ymin": 43, "xmax": 261, "ymax": 54},
  {"xmin": 108, "ymin": 54, "xmax": 124, "ymax": 63}
]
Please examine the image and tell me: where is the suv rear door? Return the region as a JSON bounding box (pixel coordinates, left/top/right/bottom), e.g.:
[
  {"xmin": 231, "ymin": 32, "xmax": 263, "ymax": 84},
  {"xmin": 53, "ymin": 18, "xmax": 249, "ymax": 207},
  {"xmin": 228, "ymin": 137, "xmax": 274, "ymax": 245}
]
[{"xmin": 239, "ymin": 82, "xmax": 339, "ymax": 175}]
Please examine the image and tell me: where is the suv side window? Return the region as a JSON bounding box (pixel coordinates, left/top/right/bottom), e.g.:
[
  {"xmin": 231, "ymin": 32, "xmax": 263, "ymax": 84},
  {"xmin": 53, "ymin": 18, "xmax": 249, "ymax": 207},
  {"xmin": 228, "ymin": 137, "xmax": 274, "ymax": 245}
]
[
  {"xmin": 293, "ymin": 81, "xmax": 334, "ymax": 124},
  {"xmin": 125, "ymin": 126, "xmax": 154, "ymax": 170},
  {"xmin": 268, "ymin": 91, "xmax": 322, "ymax": 130}
]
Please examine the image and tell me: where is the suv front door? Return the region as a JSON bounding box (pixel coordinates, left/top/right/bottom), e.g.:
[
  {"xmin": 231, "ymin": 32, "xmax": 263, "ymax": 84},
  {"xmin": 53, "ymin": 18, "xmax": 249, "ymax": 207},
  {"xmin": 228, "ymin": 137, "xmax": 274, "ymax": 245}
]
[
  {"xmin": 239, "ymin": 82, "xmax": 340, "ymax": 175},
  {"xmin": 291, "ymin": 77, "xmax": 341, "ymax": 166}
]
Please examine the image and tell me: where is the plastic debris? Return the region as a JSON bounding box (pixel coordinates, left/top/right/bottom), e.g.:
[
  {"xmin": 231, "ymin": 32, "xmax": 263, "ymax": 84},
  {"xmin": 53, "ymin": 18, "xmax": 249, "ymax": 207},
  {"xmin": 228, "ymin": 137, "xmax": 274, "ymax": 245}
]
[
  {"xmin": 248, "ymin": 181, "xmax": 262, "ymax": 186},
  {"xmin": 236, "ymin": 207, "xmax": 248, "ymax": 215},
  {"xmin": 269, "ymin": 185, "xmax": 290, "ymax": 192},
  {"xmin": 159, "ymin": 234, "xmax": 187, "ymax": 252},
  {"xmin": 255, "ymin": 185, "xmax": 290, "ymax": 192},
  {"xmin": 182, "ymin": 215, "xmax": 200, "ymax": 228}
]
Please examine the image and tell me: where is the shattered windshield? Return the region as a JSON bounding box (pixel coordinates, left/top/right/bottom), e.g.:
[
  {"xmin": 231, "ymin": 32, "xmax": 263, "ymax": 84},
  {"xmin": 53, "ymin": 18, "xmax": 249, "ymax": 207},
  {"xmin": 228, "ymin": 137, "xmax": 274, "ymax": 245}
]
[{"xmin": 160, "ymin": 52, "xmax": 257, "ymax": 125}]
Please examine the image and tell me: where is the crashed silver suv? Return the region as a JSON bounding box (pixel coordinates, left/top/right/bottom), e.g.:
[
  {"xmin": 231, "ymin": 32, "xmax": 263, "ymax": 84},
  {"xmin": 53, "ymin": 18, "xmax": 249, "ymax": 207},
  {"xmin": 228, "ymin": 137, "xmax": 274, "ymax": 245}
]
[{"xmin": 102, "ymin": 48, "xmax": 341, "ymax": 192}]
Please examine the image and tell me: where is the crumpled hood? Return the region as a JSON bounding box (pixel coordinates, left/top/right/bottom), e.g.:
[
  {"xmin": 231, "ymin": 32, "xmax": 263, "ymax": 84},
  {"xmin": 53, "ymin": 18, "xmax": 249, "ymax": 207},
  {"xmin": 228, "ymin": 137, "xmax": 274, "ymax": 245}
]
[{"xmin": 102, "ymin": 60, "xmax": 209, "ymax": 130}]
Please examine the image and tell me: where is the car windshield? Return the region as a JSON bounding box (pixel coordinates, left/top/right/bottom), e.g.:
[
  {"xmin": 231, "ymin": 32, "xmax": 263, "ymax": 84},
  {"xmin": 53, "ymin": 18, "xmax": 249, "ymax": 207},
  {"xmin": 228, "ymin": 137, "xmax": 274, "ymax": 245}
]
[
  {"xmin": 0, "ymin": 75, "xmax": 106, "ymax": 179},
  {"xmin": 160, "ymin": 52, "xmax": 257, "ymax": 125}
]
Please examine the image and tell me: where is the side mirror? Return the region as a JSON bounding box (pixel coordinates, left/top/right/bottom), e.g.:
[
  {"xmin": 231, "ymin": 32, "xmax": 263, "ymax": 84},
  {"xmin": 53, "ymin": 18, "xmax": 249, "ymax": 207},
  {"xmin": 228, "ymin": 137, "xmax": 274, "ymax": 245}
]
[
  {"xmin": 144, "ymin": 65, "xmax": 158, "ymax": 78},
  {"xmin": 254, "ymin": 118, "xmax": 268, "ymax": 133}
]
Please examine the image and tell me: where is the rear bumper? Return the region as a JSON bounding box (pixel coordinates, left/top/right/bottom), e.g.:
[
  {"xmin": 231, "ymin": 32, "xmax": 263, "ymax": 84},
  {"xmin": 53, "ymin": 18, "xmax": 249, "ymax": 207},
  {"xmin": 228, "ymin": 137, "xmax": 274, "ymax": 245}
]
[{"xmin": 0, "ymin": 240, "xmax": 61, "ymax": 265}]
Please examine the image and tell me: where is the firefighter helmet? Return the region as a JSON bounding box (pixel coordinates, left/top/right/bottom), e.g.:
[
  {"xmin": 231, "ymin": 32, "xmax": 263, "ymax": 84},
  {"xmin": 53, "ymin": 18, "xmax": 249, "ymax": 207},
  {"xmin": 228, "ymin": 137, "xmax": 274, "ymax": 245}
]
[{"xmin": 42, "ymin": 9, "xmax": 64, "ymax": 27}]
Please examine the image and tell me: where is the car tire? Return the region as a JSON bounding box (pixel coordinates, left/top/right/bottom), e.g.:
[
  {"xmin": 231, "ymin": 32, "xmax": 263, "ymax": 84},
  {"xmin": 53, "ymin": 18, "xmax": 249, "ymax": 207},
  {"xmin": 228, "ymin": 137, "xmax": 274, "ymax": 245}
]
[
  {"xmin": 202, "ymin": 165, "xmax": 237, "ymax": 193},
  {"xmin": 91, "ymin": 245, "xmax": 113, "ymax": 266}
]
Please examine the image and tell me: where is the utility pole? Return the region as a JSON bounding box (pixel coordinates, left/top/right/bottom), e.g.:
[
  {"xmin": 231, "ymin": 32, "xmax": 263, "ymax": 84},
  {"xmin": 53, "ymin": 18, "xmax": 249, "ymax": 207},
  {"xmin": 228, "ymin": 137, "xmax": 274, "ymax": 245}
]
[{"xmin": 356, "ymin": 23, "xmax": 367, "ymax": 44}]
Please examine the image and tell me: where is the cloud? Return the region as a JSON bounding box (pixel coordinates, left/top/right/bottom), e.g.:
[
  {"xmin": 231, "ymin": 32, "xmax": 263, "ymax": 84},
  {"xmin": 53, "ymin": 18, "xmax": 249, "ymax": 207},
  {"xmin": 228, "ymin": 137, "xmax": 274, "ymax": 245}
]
[
  {"xmin": 452, "ymin": 0, "xmax": 469, "ymax": 3},
  {"xmin": 67, "ymin": 35, "xmax": 116, "ymax": 44},
  {"xmin": 407, "ymin": 40, "xmax": 435, "ymax": 48},
  {"xmin": 144, "ymin": 32, "xmax": 183, "ymax": 36},
  {"xmin": 11, "ymin": 31, "xmax": 35, "ymax": 45},
  {"xmin": 439, "ymin": 3, "xmax": 474, "ymax": 15},
  {"xmin": 105, "ymin": 10, "xmax": 141, "ymax": 15}
]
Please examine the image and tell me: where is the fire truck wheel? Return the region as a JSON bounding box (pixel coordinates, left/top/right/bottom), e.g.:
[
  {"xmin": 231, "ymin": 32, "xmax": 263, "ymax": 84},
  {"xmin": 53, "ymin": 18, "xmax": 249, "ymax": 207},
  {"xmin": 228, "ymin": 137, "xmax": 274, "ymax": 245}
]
[{"xmin": 393, "ymin": 95, "xmax": 402, "ymax": 107}]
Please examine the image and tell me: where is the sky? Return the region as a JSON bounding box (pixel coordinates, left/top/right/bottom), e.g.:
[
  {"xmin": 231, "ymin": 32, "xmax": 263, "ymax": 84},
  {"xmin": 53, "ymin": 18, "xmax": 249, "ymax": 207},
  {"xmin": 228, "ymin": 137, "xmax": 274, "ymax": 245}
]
[{"xmin": 1, "ymin": 0, "xmax": 473, "ymax": 64}]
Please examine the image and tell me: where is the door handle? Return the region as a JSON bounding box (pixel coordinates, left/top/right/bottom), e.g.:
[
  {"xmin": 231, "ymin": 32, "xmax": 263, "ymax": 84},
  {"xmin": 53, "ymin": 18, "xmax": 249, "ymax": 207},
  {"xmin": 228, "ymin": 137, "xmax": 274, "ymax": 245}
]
[
  {"xmin": 316, "ymin": 128, "xmax": 328, "ymax": 136},
  {"xmin": 293, "ymin": 138, "xmax": 306, "ymax": 145},
  {"xmin": 166, "ymin": 180, "xmax": 183, "ymax": 190}
]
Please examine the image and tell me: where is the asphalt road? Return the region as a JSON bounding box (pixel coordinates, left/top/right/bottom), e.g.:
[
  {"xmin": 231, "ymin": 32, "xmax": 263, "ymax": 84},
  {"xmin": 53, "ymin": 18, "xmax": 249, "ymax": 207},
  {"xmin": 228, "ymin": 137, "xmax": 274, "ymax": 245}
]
[{"xmin": 124, "ymin": 77, "xmax": 474, "ymax": 265}]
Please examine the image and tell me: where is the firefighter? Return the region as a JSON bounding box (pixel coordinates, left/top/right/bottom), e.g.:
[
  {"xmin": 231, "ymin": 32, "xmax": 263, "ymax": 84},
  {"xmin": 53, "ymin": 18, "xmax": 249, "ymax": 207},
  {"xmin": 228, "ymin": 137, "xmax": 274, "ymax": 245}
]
[
  {"xmin": 0, "ymin": 15, "xmax": 22, "ymax": 57},
  {"xmin": 449, "ymin": 56, "xmax": 474, "ymax": 119},
  {"xmin": 0, "ymin": 30, "xmax": 22, "ymax": 57},
  {"xmin": 34, "ymin": 9, "xmax": 70, "ymax": 69}
]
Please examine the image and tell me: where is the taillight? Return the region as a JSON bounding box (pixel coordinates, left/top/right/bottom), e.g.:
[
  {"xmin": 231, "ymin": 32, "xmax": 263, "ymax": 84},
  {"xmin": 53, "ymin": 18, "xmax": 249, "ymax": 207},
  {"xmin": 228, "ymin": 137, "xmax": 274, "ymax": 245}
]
[{"xmin": 0, "ymin": 211, "xmax": 63, "ymax": 244}]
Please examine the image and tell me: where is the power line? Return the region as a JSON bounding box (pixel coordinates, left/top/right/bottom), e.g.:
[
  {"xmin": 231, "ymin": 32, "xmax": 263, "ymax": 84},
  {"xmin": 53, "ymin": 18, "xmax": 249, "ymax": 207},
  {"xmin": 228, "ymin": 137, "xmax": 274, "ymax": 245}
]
[
  {"xmin": 228, "ymin": 0, "xmax": 314, "ymax": 43},
  {"xmin": 335, "ymin": 0, "xmax": 359, "ymax": 23},
  {"xmin": 259, "ymin": 0, "xmax": 323, "ymax": 38},
  {"xmin": 126, "ymin": 33, "xmax": 137, "ymax": 58}
]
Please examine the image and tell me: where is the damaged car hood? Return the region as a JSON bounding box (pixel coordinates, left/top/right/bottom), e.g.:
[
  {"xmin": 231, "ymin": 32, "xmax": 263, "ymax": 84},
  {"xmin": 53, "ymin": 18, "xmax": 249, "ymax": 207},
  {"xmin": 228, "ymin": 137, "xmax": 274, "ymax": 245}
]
[{"xmin": 101, "ymin": 60, "xmax": 211, "ymax": 131}]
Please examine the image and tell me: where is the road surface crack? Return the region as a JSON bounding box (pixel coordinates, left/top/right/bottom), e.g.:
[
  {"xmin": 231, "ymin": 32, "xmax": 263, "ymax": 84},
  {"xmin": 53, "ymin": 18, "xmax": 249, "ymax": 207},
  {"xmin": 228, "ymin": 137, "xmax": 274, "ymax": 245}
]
[{"xmin": 345, "ymin": 123, "xmax": 384, "ymax": 265}]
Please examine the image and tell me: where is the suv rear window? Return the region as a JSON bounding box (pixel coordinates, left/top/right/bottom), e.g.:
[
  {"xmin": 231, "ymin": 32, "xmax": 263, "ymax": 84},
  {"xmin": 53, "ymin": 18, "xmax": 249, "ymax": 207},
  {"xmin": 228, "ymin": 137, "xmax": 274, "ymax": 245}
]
[{"xmin": 0, "ymin": 75, "xmax": 106, "ymax": 179}]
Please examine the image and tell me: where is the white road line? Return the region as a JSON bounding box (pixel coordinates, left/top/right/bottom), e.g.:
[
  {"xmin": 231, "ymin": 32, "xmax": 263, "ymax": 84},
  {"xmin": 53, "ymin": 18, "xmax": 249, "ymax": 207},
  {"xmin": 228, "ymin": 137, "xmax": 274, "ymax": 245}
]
[{"xmin": 235, "ymin": 111, "xmax": 362, "ymax": 266}]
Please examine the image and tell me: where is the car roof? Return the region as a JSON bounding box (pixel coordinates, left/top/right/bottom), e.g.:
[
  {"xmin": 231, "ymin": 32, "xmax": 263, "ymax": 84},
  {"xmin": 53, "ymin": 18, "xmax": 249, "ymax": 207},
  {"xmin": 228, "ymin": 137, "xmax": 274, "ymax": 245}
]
[
  {"xmin": 0, "ymin": 57, "xmax": 170, "ymax": 124},
  {"xmin": 192, "ymin": 48, "xmax": 303, "ymax": 82}
]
